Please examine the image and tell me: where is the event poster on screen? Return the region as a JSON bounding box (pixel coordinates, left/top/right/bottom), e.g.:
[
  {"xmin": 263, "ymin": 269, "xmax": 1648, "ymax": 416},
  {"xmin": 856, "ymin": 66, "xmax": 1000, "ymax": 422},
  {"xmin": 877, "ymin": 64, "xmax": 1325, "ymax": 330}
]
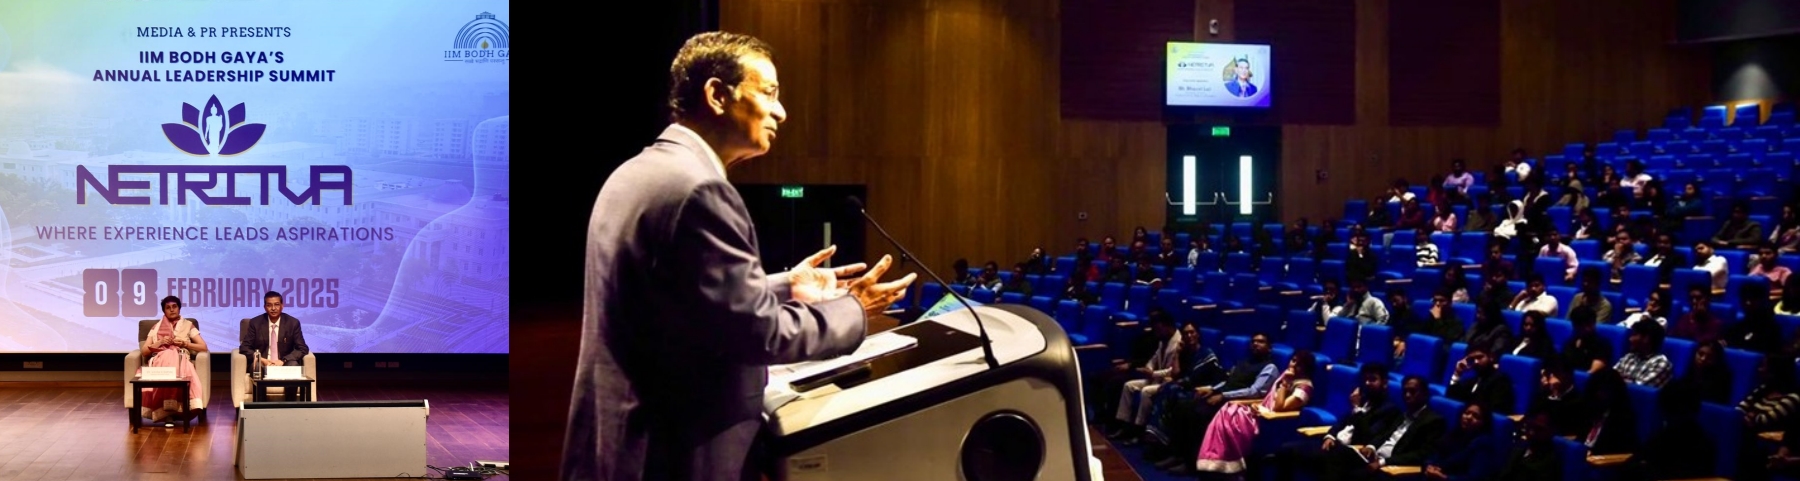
[
  {"xmin": 1166, "ymin": 42, "xmax": 1271, "ymax": 108},
  {"xmin": 0, "ymin": 1, "xmax": 508, "ymax": 353}
]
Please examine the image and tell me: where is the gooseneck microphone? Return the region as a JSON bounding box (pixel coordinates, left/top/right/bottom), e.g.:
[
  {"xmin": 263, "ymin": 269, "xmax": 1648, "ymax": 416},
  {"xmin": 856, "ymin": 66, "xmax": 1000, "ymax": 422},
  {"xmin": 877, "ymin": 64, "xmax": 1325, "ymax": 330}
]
[{"xmin": 847, "ymin": 195, "xmax": 1000, "ymax": 370}]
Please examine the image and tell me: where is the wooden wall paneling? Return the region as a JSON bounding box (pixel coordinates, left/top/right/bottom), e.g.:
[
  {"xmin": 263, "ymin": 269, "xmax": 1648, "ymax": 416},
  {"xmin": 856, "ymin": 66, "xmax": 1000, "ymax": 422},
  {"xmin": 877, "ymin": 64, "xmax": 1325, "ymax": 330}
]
[
  {"xmin": 718, "ymin": 0, "xmax": 1712, "ymax": 286},
  {"xmin": 1194, "ymin": 0, "xmax": 1232, "ymax": 41},
  {"xmin": 1060, "ymin": 0, "xmax": 1196, "ymax": 121},
  {"xmin": 1388, "ymin": 0, "xmax": 1501, "ymax": 126}
]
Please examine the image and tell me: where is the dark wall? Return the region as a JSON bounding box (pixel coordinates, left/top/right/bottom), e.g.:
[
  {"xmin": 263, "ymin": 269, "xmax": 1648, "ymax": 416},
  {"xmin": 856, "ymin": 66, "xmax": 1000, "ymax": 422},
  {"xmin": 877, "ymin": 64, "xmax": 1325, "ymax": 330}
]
[
  {"xmin": 517, "ymin": 0, "xmax": 716, "ymax": 311},
  {"xmin": 1679, "ymin": 0, "xmax": 1800, "ymax": 43},
  {"xmin": 511, "ymin": 2, "xmax": 717, "ymax": 480},
  {"xmin": 1711, "ymin": 34, "xmax": 1800, "ymax": 102}
]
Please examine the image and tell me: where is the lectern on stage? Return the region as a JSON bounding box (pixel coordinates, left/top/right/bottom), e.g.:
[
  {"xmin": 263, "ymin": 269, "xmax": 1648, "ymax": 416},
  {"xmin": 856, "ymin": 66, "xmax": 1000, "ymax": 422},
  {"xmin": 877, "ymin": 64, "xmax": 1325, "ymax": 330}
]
[{"xmin": 762, "ymin": 304, "xmax": 1104, "ymax": 481}]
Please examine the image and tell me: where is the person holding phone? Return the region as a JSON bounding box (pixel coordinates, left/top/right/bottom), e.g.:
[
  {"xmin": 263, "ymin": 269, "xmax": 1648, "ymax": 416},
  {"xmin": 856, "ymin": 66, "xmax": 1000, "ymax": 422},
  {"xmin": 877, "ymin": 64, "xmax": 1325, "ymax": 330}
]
[{"xmin": 1448, "ymin": 347, "xmax": 1516, "ymax": 414}]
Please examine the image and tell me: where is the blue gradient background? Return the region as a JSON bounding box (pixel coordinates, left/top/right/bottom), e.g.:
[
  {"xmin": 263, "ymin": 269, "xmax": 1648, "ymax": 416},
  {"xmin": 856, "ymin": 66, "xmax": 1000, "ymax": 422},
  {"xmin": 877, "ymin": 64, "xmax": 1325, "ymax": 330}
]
[{"xmin": 0, "ymin": 1, "xmax": 509, "ymax": 353}]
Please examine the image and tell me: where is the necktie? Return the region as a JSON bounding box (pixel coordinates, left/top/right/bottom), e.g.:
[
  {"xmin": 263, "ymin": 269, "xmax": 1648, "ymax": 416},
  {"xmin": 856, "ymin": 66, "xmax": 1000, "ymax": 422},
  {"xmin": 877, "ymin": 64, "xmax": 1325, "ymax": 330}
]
[{"xmin": 269, "ymin": 322, "xmax": 278, "ymax": 361}]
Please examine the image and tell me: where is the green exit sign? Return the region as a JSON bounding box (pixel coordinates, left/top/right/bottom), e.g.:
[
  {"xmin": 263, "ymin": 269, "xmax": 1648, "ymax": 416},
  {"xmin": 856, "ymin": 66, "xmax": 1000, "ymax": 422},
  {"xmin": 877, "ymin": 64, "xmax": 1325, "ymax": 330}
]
[
  {"xmin": 1211, "ymin": 126, "xmax": 1231, "ymax": 137},
  {"xmin": 780, "ymin": 185, "xmax": 804, "ymax": 198}
]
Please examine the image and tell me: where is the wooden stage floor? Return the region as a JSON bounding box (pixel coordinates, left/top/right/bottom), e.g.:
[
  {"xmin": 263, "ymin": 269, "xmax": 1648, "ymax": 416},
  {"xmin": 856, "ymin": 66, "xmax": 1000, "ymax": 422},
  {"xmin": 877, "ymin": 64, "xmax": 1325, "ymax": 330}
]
[{"xmin": 0, "ymin": 381, "xmax": 508, "ymax": 481}]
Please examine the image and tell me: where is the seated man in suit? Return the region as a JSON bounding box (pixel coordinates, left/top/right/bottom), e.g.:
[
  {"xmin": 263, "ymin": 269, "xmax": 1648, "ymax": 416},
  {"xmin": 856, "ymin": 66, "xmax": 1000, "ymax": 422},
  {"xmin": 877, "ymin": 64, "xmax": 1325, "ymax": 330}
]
[
  {"xmin": 1326, "ymin": 375, "xmax": 1447, "ymax": 481},
  {"xmin": 1272, "ymin": 363, "xmax": 1399, "ymax": 481},
  {"xmin": 241, "ymin": 291, "xmax": 310, "ymax": 374},
  {"xmin": 1447, "ymin": 345, "xmax": 1515, "ymax": 414}
]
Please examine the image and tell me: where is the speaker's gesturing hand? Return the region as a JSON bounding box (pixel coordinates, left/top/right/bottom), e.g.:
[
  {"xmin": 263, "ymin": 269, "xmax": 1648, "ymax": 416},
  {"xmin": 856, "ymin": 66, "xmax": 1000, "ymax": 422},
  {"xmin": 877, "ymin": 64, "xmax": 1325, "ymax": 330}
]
[
  {"xmin": 789, "ymin": 245, "xmax": 867, "ymax": 304},
  {"xmin": 846, "ymin": 254, "xmax": 917, "ymax": 319}
]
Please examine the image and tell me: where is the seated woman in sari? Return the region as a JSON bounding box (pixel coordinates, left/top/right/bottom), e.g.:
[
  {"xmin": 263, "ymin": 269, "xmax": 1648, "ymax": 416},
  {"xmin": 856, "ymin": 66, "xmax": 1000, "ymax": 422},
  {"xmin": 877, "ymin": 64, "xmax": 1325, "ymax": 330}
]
[
  {"xmin": 137, "ymin": 295, "xmax": 208, "ymax": 422},
  {"xmin": 1194, "ymin": 350, "xmax": 1316, "ymax": 477}
]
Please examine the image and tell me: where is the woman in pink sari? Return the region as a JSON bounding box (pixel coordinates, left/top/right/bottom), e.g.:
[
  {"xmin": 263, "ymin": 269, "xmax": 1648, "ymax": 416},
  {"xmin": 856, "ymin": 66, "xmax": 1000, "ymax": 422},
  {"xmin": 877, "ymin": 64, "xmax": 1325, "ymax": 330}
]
[
  {"xmin": 1194, "ymin": 350, "xmax": 1316, "ymax": 477},
  {"xmin": 137, "ymin": 295, "xmax": 208, "ymax": 422}
]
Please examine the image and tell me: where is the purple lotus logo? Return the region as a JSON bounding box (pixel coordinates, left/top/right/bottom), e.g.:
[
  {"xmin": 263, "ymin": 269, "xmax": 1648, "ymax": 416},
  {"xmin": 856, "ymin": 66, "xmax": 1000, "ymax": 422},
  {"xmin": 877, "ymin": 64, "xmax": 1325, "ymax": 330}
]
[{"xmin": 161, "ymin": 95, "xmax": 266, "ymax": 156}]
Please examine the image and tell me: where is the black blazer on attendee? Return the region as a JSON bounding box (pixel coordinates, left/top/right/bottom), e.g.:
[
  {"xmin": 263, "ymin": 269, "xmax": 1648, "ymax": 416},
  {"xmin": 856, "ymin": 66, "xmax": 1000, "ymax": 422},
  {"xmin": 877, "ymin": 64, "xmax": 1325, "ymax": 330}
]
[
  {"xmin": 1584, "ymin": 408, "xmax": 1638, "ymax": 456},
  {"xmin": 241, "ymin": 313, "xmax": 309, "ymax": 367},
  {"xmin": 1329, "ymin": 397, "xmax": 1401, "ymax": 446},
  {"xmin": 1447, "ymin": 369, "xmax": 1516, "ymax": 414},
  {"xmin": 1367, "ymin": 406, "xmax": 1448, "ymax": 466},
  {"xmin": 1493, "ymin": 444, "xmax": 1562, "ymax": 481}
]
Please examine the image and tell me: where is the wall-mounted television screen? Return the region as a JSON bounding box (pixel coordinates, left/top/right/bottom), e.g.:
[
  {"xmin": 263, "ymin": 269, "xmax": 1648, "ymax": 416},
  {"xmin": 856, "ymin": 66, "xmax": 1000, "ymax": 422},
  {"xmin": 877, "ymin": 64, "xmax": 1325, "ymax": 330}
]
[{"xmin": 1166, "ymin": 42, "xmax": 1271, "ymax": 108}]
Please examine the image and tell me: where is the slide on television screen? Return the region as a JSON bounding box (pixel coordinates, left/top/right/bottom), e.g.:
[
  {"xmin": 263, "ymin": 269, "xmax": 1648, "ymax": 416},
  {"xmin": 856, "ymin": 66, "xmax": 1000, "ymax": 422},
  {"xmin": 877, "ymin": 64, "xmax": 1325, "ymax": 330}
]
[
  {"xmin": 0, "ymin": 1, "xmax": 508, "ymax": 353},
  {"xmin": 1166, "ymin": 42, "xmax": 1271, "ymax": 108}
]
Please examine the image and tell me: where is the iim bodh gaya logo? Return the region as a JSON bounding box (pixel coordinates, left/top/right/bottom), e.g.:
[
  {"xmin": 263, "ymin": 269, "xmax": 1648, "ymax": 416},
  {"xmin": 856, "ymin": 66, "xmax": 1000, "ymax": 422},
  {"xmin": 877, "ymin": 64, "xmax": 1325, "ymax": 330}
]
[
  {"xmin": 444, "ymin": 12, "xmax": 508, "ymax": 64},
  {"xmin": 160, "ymin": 95, "xmax": 267, "ymax": 156}
]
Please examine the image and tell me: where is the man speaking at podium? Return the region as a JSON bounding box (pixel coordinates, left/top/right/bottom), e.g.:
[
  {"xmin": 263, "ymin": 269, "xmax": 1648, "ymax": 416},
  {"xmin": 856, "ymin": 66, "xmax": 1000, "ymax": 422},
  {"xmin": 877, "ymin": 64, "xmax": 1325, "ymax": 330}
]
[{"xmin": 563, "ymin": 31, "xmax": 917, "ymax": 481}]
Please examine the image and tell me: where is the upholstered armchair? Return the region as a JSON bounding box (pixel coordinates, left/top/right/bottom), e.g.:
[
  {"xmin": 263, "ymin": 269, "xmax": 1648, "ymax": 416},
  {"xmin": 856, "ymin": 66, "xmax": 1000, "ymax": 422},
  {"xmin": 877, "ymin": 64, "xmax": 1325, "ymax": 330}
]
[
  {"xmin": 124, "ymin": 319, "xmax": 211, "ymax": 423},
  {"xmin": 229, "ymin": 317, "xmax": 318, "ymax": 408}
]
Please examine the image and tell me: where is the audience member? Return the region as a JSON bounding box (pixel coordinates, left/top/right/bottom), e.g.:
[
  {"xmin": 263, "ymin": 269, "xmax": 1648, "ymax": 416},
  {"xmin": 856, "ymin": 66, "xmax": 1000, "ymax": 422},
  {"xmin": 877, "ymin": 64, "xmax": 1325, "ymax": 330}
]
[
  {"xmin": 1772, "ymin": 204, "xmax": 1800, "ymax": 253},
  {"xmin": 1621, "ymin": 287, "xmax": 1670, "ymax": 329},
  {"xmin": 1414, "ymin": 229, "xmax": 1439, "ymax": 266},
  {"xmin": 1323, "ymin": 376, "xmax": 1444, "ymax": 481},
  {"xmin": 1578, "ymin": 367, "xmax": 1638, "ymax": 455},
  {"xmin": 1271, "ymin": 363, "xmax": 1397, "ymax": 481},
  {"xmin": 1561, "ymin": 305, "xmax": 1613, "ymax": 373},
  {"xmin": 1193, "ymin": 351, "xmax": 1317, "ymax": 475},
  {"xmin": 1619, "ymin": 381, "xmax": 1714, "ymax": 481},
  {"xmin": 1713, "ymin": 202, "xmax": 1766, "ymax": 248},
  {"xmin": 1531, "ymin": 360, "xmax": 1587, "ymax": 437},
  {"xmin": 1101, "ymin": 311, "xmax": 1183, "ymax": 440},
  {"xmin": 1672, "ymin": 285, "xmax": 1722, "ymax": 345},
  {"xmin": 1464, "ymin": 302, "xmax": 1514, "ymax": 356},
  {"xmin": 1537, "ymin": 230, "xmax": 1579, "ymax": 282},
  {"xmin": 1751, "ymin": 242, "xmax": 1793, "ymax": 286},
  {"xmin": 1444, "ymin": 159, "xmax": 1474, "ymax": 199},
  {"xmin": 1336, "ymin": 278, "xmax": 1390, "ymax": 325},
  {"xmin": 1603, "ymin": 231, "xmax": 1642, "ymax": 282},
  {"xmin": 1443, "ymin": 264, "xmax": 1471, "ymax": 303},
  {"xmin": 1346, "ymin": 233, "xmax": 1378, "ymax": 283},
  {"xmin": 1509, "ymin": 274, "xmax": 1559, "ymax": 316},
  {"xmin": 1507, "ymin": 311, "xmax": 1558, "ymax": 361},
  {"xmin": 1447, "ymin": 346, "xmax": 1515, "ymax": 413},
  {"xmin": 1159, "ymin": 333, "xmax": 1278, "ymax": 475},
  {"xmin": 1616, "ymin": 320, "xmax": 1672, "ymax": 387},
  {"xmin": 1422, "ymin": 402, "xmax": 1501, "ymax": 481},
  {"xmin": 1679, "ymin": 340, "xmax": 1737, "ymax": 406},
  {"xmin": 1491, "ymin": 409, "xmax": 1561, "ymax": 481},
  {"xmin": 1639, "ymin": 233, "xmax": 1687, "ymax": 285},
  {"xmin": 1725, "ymin": 282, "xmax": 1782, "ymax": 355}
]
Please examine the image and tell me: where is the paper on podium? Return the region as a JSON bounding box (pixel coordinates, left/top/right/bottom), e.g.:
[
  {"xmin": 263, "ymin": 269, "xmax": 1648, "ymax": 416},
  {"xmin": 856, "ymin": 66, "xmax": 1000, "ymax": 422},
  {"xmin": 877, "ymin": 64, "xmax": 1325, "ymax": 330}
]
[
  {"xmin": 265, "ymin": 366, "xmax": 303, "ymax": 380},
  {"xmin": 139, "ymin": 366, "xmax": 178, "ymax": 380},
  {"xmin": 764, "ymin": 332, "xmax": 918, "ymax": 412}
]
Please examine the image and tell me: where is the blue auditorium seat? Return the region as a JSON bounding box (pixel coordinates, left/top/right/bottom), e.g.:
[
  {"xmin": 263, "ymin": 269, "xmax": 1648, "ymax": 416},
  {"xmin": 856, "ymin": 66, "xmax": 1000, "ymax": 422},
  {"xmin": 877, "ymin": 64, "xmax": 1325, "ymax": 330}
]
[
  {"xmin": 1284, "ymin": 309, "xmax": 1321, "ymax": 352},
  {"xmin": 1725, "ymin": 348, "xmax": 1763, "ymax": 407},
  {"xmin": 1699, "ymin": 401, "xmax": 1746, "ymax": 478},
  {"xmin": 1628, "ymin": 382, "xmax": 1662, "ymax": 445},
  {"xmin": 1440, "ymin": 342, "xmax": 1468, "ymax": 387},
  {"xmin": 1399, "ymin": 334, "xmax": 1443, "ymax": 384},
  {"xmin": 1125, "ymin": 284, "xmax": 1153, "ymax": 318},
  {"xmin": 1664, "ymin": 337, "xmax": 1696, "ymax": 379},
  {"xmin": 1322, "ymin": 364, "xmax": 1360, "ymax": 417},
  {"xmin": 1596, "ymin": 323, "xmax": 1629, "ymax": 360},
  {"xmin": 1735, "ymin": 103, "xmax": 1760, "ymax": 126},
  {"xmin": 1613, "ymin": 129, "xmax": 1637, "ymax": 144},
  {"xmin": 1497, "ymin": 355, "xmax": 1540, "ymax": 415},
  {"xmin": 998, "ymin": 291, "xmax": 1023, "ymax": 305},
  {"xmin": 1320, "ymin": 317, "xmax": 1359, "ymax": 365},
  {"xmin": 1278, "ymin": 258, "xmax": 1316, "ymax": 291},
  {"xmin": 1357, "ymin": 324, "xmax": 1394, "ymax": 368},
  {"xmin": 1545, "ymin": 318, "xmax": 1573, "ymax": 348}
]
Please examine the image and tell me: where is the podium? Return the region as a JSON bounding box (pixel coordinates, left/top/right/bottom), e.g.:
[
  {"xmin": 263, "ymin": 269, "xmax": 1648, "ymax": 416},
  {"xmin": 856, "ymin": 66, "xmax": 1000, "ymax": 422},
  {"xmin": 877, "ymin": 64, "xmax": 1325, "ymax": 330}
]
[
  {"xmin": 236, "ymin": 400, "xmax": 428, "ymax": 479},
  {"xmin": 763, "ymin": 304, "xmax": 1100, "ymax": 481}
]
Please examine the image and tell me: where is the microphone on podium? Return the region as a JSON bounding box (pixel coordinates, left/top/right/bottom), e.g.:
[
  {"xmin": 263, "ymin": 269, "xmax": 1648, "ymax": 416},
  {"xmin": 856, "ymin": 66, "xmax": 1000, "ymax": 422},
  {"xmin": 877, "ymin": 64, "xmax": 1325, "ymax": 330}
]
[{"xmin": 846, "ymin": 195, "xmax": 999, "ymax": 370}]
